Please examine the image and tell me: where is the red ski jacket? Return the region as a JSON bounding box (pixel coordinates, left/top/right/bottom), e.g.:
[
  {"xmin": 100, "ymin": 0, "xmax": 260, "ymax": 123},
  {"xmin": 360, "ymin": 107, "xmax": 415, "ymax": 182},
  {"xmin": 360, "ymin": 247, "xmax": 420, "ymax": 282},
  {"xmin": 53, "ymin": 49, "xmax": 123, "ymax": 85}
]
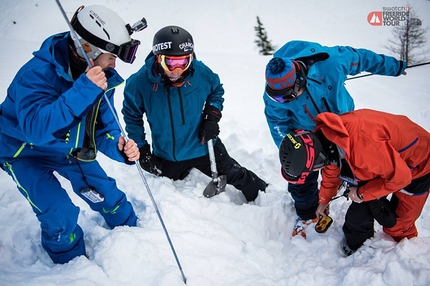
[{"xmin": 315, "ymin": 109, "xmax": 430, "ymax": 204}]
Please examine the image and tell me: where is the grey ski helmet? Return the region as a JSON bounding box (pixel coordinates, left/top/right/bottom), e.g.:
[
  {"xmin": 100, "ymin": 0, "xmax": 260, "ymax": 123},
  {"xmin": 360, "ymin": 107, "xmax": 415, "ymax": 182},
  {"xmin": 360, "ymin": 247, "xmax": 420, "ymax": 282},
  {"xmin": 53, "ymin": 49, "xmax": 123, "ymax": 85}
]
[{"xmin": 152, "ymin": 26, "xmax": 194, "ymax": 56}]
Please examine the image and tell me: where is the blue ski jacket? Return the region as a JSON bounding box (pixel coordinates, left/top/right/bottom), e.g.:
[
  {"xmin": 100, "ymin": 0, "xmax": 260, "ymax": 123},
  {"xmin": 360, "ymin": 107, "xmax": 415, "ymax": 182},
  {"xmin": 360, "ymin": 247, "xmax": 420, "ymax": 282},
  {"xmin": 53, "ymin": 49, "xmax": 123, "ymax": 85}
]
[
  {"xmin": 0, "ymin": 32, "xmax": 126, "ymax": 162},
  {"xmin": 122, "ymin": 52, "xmax": 224, "ymax": 162},
  {"xmin": 263, "ymin": 40, "xmax": 407, "ymax": 148}
]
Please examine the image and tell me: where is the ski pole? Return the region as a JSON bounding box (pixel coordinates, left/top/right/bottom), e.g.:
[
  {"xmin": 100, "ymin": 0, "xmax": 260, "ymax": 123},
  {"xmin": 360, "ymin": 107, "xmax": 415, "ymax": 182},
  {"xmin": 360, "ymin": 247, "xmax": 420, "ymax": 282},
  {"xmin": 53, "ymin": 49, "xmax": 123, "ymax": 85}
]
[
  {"xmin": 346, "ymin": 61, "xmax": 430, "ymax": 80},
  {"xmin": 54, "ymin": 1, "xmax": 187, "ymax": 283}
]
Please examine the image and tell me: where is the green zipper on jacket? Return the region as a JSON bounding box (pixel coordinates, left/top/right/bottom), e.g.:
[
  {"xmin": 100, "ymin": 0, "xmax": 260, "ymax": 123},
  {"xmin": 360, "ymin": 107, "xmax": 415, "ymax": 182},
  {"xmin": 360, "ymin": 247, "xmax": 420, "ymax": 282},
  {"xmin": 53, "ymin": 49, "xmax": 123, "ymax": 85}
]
[
  {"xmin": 75, "ymin": 83, "xmax": 123, "ymax": 161},
  {"xmin": 76, "ymin": 99, "xmax": 101, "ymax": 162}
]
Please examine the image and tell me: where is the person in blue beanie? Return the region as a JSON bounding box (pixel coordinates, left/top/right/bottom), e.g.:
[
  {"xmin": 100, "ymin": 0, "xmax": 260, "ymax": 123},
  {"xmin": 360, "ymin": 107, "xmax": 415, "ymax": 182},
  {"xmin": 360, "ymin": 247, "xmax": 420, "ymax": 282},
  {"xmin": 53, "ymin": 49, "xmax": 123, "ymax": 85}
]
[
  {"xmin": 263, "ymin": 40, "xmax": 407, "ymax": 238},
  {"xmin": 122, "ymin": 25, "xmax": 267, "ymax": 202},
  {"xmin": 0, "ymin": 5, "xmax": 146, "ymax": 263}
]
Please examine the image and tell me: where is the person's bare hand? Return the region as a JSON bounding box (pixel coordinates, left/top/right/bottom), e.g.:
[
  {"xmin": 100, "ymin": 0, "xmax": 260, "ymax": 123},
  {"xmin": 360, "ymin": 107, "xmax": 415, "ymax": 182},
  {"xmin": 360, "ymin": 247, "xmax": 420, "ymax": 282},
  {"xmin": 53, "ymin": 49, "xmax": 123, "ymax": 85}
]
[
  {"xmin": 316, "ymin": 203, "xmax": 329, "ymax": 219},
  {"xmin": 86, "ymin": 60, "xmax": 107, "ymax": 90},
  {"xmin": 348, "ymin": 186, "xmax": 363, "ymax": 203},
  {"xmin": 118, "ymin": 137, "xmax": 139, "ymax": 162}
]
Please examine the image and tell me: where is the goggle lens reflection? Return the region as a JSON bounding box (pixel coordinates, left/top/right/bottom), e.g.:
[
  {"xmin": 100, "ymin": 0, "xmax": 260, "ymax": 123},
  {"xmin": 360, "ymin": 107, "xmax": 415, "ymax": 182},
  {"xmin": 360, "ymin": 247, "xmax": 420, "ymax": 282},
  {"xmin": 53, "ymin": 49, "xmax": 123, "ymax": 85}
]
[
  {"xmin": 160, "ymin": 54, "xmax": 193, "ymax": 72},
  {"xmin": 118, "ymin": 39, "xmax": 141, "ymax": 64}
]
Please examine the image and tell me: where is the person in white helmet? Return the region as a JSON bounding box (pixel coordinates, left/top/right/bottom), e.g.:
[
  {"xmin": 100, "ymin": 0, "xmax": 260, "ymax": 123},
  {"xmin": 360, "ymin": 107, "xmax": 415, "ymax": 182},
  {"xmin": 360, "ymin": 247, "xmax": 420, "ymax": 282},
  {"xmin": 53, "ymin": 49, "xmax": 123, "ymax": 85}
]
[{"xmin": 0, "ymin": 5, "xmax": 146, "ymax": 263}]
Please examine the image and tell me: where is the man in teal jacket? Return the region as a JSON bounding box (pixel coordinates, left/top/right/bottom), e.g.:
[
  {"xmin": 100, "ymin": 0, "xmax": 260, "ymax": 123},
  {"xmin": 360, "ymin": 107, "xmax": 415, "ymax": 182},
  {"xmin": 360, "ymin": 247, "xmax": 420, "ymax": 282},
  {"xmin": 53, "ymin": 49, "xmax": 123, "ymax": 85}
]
[
  {"xmin": 0, "ymin": 5, "xmax": 145, "ymax": 263},
  {"xmin": 263, "ymin": 40, "xmax": 406, "ymax": 238},
  {"xmin": 123, "ymin": 26, "xmax": 267, "ymax": 202}
]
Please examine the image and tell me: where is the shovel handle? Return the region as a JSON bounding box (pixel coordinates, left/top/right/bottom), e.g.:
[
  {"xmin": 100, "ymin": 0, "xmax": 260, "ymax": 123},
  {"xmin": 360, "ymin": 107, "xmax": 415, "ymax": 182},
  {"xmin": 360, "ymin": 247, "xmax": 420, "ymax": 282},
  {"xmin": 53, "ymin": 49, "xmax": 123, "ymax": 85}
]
[
  {"xmin": 207, "ymin": 139, "xmax": 218, "ymax": 179},
  {"xmin": 203, "ymin": 139, "xmax": 227, "ymax": 198}
]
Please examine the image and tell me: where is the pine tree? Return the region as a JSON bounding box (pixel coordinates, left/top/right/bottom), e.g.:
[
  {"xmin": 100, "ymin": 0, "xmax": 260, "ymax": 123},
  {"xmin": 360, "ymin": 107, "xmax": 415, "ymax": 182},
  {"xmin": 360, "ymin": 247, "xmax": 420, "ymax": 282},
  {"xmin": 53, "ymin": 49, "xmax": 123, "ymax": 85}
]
[
  {"xmin": 385, "ymin": 8, "xmax": 428, "ymax": 65},
  {"xmin": 254, "ymin": 16, "xmax": 276, "ymax": 55}
]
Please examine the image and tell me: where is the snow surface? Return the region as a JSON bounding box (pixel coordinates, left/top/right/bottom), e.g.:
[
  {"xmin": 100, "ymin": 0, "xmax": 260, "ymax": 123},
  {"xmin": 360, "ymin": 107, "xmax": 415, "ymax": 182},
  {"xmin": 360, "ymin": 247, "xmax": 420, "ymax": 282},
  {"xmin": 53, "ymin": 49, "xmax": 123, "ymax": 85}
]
[{"xmin": 0, "ymin": 0, "xmax": 430, "ymax": 285}]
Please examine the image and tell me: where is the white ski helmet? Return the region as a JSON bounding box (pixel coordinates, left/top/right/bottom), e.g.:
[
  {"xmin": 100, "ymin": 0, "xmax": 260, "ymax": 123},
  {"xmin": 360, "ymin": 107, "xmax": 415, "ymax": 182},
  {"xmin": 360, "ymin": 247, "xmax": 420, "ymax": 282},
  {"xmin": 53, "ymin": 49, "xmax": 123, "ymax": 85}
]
[{"xmin": 71, "ymin": 5, "xmax": 143, "ymax": 64}]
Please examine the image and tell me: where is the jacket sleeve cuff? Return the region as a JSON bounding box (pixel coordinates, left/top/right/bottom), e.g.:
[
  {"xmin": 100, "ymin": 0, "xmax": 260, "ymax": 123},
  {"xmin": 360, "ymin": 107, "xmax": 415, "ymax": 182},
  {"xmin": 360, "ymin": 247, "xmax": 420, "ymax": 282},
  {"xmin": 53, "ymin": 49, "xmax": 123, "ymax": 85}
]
[
  {"xmin": 318, "ymin": 196, "xmax": 331, "ymax": 205},
  {"xmin": 395, "ymin": 60, "xmax": 407, "ymax": 76}
]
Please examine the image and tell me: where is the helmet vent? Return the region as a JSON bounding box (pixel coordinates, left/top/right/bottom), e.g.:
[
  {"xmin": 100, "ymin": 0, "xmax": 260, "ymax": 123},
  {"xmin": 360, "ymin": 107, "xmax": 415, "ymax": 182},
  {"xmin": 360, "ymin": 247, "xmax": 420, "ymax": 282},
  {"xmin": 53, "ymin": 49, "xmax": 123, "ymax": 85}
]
[
  {"xmin": 103, "ymin": 28, "xmax": 110, "ymax": 40},
  {"xmin": 89, "ymin": 14, "xmax": 98, "ymax": 24}
]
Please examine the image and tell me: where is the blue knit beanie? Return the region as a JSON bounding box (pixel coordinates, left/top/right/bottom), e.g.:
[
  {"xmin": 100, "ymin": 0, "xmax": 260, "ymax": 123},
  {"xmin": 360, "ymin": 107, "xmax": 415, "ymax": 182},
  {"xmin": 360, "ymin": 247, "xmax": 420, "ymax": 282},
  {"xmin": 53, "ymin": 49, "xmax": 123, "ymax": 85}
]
[{"xmin": 265, "ymin": 57, "xmax": 296, "ymax": 90}]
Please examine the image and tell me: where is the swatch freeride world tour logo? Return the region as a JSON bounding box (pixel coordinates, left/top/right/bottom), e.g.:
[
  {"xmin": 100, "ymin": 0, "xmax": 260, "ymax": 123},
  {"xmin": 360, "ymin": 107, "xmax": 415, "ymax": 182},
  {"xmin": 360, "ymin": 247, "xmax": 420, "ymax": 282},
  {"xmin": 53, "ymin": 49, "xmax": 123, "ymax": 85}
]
[{"xmin": 367, "ymin": 6, "xmax": 410, "ymax": 26}]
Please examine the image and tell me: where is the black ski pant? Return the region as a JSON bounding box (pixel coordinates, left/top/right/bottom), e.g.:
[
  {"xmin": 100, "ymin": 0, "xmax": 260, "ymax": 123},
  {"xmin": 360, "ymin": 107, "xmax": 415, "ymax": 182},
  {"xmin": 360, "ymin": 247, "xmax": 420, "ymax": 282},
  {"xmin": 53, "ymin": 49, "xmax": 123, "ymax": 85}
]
[
  {"xmin": 342, "ymin": 201, "xmax": 377, "ymax": 251},
  {"xmin": 154, "ymin": 138, "xmax": 267, "ymax": 202},
  {"xmin": 343, "ymin": 172, "xmax": 430, "ymax": 251},
  {"xmin": 287, "ymin": 170, "xmax": 319, "ymax": 220}
]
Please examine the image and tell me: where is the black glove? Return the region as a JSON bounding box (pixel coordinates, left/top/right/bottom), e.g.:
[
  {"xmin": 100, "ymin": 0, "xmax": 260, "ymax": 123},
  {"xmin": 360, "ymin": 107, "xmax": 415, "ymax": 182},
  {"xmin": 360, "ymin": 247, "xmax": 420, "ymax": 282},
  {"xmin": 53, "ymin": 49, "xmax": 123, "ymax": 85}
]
[
  {"xmin": 139, "ymin": 144, "xmax": 162, "ymax": 176},
  {"xmin": 199, "ymin": 105, "xmax": 221, "ymax": 144},
  {"xmin": 368, "ymin": 197, "xmax": 397, "ymax": 228}
]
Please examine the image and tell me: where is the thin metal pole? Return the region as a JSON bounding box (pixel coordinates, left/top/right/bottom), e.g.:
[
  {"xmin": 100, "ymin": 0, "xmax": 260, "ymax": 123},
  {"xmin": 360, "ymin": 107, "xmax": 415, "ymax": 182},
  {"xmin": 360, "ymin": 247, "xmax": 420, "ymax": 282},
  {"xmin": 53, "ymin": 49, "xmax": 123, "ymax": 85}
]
[
  {"xmin": 54, "ymin": 1, "xmax": 186, "ymax": 283},
  {"xmin": 346, "ymin": 61, "xmax": 430, "ymax": 80}
]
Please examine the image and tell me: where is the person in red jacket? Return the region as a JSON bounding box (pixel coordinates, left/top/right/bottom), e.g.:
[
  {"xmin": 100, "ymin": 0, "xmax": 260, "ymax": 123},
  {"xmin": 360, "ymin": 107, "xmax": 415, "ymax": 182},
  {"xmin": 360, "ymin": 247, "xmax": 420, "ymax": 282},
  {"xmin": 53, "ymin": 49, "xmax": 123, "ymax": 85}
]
[{"xmin": 278, "ymin": 109, "xmax": 430, "ymax": 255}]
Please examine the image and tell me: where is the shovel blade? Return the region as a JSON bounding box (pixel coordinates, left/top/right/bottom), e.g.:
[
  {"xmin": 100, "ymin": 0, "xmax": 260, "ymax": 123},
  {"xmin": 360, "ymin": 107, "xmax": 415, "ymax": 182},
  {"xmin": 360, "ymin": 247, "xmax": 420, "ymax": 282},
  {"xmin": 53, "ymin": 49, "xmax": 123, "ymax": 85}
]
[{"xmin": 203, "ymin": 175, "xmax": 227, "ymax": 198}]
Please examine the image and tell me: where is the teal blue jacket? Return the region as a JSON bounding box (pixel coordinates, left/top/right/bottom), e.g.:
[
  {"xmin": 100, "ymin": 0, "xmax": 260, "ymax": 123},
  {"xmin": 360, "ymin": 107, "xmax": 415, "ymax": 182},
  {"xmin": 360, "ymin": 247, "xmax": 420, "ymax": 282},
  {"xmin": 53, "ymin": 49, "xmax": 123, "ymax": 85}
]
[
  {"xmin": 122, "ymin": 52, "xmax": 224, "ymax": 161},
  {"xmin": 264, "ymin": 40, "xmax": 406, "ymax": 147}
]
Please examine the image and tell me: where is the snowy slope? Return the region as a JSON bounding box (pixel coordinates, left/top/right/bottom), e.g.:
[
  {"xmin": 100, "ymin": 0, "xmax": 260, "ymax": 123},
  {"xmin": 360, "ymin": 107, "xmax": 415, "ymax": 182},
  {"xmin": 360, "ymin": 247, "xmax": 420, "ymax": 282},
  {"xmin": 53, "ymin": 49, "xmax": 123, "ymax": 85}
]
[{"xmin": 0, "ymin": 0, "xmax": 429, "ymax": 285}]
